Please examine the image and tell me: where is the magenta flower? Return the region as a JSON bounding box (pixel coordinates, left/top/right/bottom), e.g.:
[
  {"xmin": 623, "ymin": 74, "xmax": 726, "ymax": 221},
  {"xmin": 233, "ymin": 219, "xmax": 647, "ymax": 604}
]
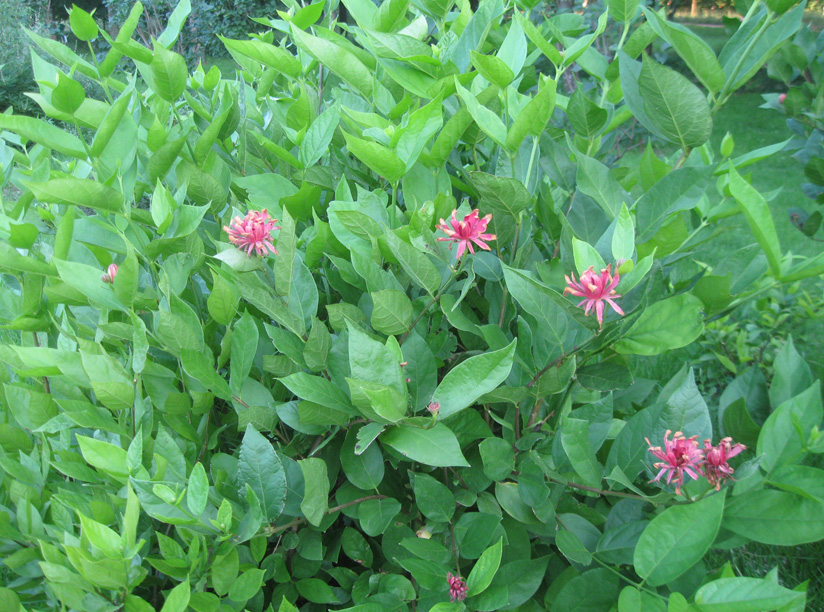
[
  {"xmin": 436, "ymin": 209, "xmax": 496, "ymax": 261},
  {"xmin": 702, "ymin": 438, "xmax": 746, "ymax": 490},
  {"xmin": 101, "ymin": 264, "xmax": 118, "ymax": 284},
  {"xmin": 223, "ymin": 209, "xmax": 280, "ymax": 257},
  {"xmin": 564, "ymin": 264, "xmax": 624, "ymax": 327},
  {"xmin": 447, "ymin": 573, "xmax": 467, "ymax": 602},
  {"xmin": 646, "ymin": 430, "xmax": 705, "ymax": 496}
]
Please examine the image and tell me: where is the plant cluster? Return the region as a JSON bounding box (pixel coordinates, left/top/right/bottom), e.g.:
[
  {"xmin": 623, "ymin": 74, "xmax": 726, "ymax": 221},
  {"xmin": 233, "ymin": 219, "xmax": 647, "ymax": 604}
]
[
  {"xmin": 0, "ymin": 0, "xmax": 823, "ymax": 611},
  {"xmin": 765, "ymin": 23, "xmax": 824, "ymax": 244}
]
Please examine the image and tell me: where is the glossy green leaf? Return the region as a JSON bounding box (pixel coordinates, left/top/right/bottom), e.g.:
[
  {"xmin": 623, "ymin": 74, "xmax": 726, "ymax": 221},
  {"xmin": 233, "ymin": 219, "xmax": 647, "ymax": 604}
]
[
  {"xmin": 728, "ymin": 165, "xmax": 782, "ymax": 277},
  {"xmin": 382, "ymin": 423, "xmax": 469, "ymax": 467},
  {"xmin": 466, "ymin": 537, "xmax": 503, "ymax": 596},
  {"xmin": 237, "ymin": 425, "xmax": 287, "ymax": 522},
  {"xmin": 430, "ymin": 340, "xmax": 516, "ymax": 419},
  {"xmin": 634, "ymin": 492, "xmax": 725, "ymax": 586},
  {"xmin": 615, "ymin": 293, "xmax": 704, "ymax": 355}
]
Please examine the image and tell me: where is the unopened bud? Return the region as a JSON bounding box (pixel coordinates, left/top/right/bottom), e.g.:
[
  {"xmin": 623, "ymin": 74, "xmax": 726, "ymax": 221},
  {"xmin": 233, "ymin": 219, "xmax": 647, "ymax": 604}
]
[
  {"xmin": 416, "ymin": 528, "xmax": 431, "ymax": 539},
  {"xmin": 778, "ymin": 93, "xmax": 787, "ymax": 105},
  {"xmin": 427, "ymin": 402, "xmax": 440, "ymax": 416},
  {"xmin": 101, "ymin": 263, "xmax": 118, "ymax": 284}
]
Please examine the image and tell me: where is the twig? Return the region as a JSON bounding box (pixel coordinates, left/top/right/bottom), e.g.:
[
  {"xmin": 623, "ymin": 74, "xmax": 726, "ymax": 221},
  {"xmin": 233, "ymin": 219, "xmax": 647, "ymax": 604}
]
[{"xmin": 266, "ymin": 495, "xmax": 387, "ymax": 535}]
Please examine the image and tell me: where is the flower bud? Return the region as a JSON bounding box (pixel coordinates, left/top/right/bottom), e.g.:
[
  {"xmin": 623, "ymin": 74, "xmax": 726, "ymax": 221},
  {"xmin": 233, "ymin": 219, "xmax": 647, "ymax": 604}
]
[
  {"xmin": 427, "ymin": 402, "xmax": 440, "ymax": 416},
  {"xmin": 778, "ymin": 93, "xmax": 787, "ymax": 105},
  {"xmin": 101, "ymin": 263, "xmax": 118, "ymax": 284}
]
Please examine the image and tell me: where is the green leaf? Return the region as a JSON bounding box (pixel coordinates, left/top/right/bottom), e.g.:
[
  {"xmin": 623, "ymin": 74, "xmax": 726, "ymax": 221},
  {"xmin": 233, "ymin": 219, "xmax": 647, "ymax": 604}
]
[
  {"xmin": 757, "ymin": 382, "xmax": 821, "ymax": 474},
  {"xmin": 576, "ymin": 153, "xmax": 627, "ymax": 219},
  {"xmin": 77, "ymin": 436, "xmax": 128, "ymax": 479},
  {"xmin": 382, "ymin": 423, "xmax": 469, "ymax": 467},
  {"xmin": 695, "ymin": 577, "xmax": 804, "ymax": 612},
  {"xmin": 26, "ymin": 179, "xmax": 124, "ymax": 212},
  {"xmin": 341, "ymin": 427, "xmax": 385, "ymax": 490},
  {"xmin": 180, "ymin": 349, "xmax": 233, "ymax": 402},
  {"xmin": 342, "ymin": 131, "xmax": 406, "ymax": 183},
  {"xmin": 608, "ymin": 0, "xmax": 641, "ymax": 22},
  {"xmin": 455, "ymin": 79, "xmax": 508, "ymax": 148},
  {"xmin": 567, "ymin": 88, "xmax": 608, "ymax": 138},
  {"xmin": 556, "ymin": 528, "xmax": 593, "ymax": 566},
  {"xmin": 430, "ymin": 339, "xmax": 516, "ymax": 419},
  {"xmin": 304, "ymin": 317, "xmax": 331, "ymax": 372},
  {"xmin": 412, "ymin": 472, "xmax": 455, "ymax": 522},
  {"xmin": 229, "ymin": 569, "xmax": 265, "ymax": 603},
  {"xmin": 157, "ymin": 0, "xmax": 192, "ymax": 48},
  {"xmin": 507, "ymin": 77, "xmax": 557, "ymax": 150},
  {"xmin": 186, "ymin": 462, "xmax": 209, "ymax": 517},
  {"xmin": 470, "ymin": 51, "xmax": 514, "ymax": 88},
  {"xmin": 359, "ymin": 497, "xmax": 402, "ymax": 536},
  {"xmin": 561, "ymin": 418, "xmax": 603, "ymax": 488},
  {"xmin": 0, "ymin": 113, "xmax": 87, "ymax": 159},
  {"xmin": 479, "ymin": 437, "xmax": 515, "ymax": 481},
  {"xmin": 467, "ymin": 537, "xmax": 503, "ymax": 596},
  {"xmin": 638, "ymin": 54, "xmax": 713, "ymax": 150},
  {"xmin": 383, "ymin": 229, "xmax": 441, "ymax": 296},
  {"xmin": 237, "ymin": 425, "xmax": 287, "ymax": 522},
  {"xmin": 572, "ymin": 237, "xmax": 607, "ymax": 274},
  {"xmin": 230, "ymin": 312, "xmax": 258, "ymax": 393},
  {"xmin": 69, "ymin": 5, "xmax": 99, "ymax": 41},
  {"xmin": 79, "ymin": 513, "xmax": 123, "ymax": 558},
  {"xmin": 643, "ymin": 8, "xmax": 725, "ymax": 93},
  {"xmin": 612, "ymin": 204, "xmax": 635, "ymax": 262},
  {"xmin": 470, "ymin": 172, "xmax": 530, "ymax": 245},
  {"xmin": 618, "ymin": 586, "xmax": 666, "ymax": 612},
  {"xmin": 291, "ymin": 26, "xmax": 373, "ymax": 98},
  {"xmin": 615, "ymin": 293, "xmax": 704, "ymax": 355},
  {"xmin": 52, "ymin": 72, "xmax": 86, "ymax": 114},
  {"xmin": 769, "ymin": 337, "xmax": 813, "ymax": 408},
  {"xmin": 299, "ymin": 458, "xmax": 329, "ymax": 526},
  {"xmin": 635, "ymin": 166, "xmax": 711, "ymax": 242},
  {"xmin": 728, "ymin": 165, "xmax": 782, "ymax": 277},
  {"xmin": 395, "ymin": 96, "xmax": 444, "ymax": 170},
  {"xmin": 150, "ymin": 42, "xmax": 188, "ymax": 102},
  {"xmin": 219, "ymin": 37, "xmax": 301, "ymax": 78},
  {"xmin": 634, "ymin": 492, "xmax": 725, "ymax": 586},
  {"xmin": 300, "ymin": 103, "xmax": 340, "ymax": 167},
  {"xmin": 160, "ymin": 577, "xmax": 190, "ymax": 612},
  {"xmin": 371, "ymin": 290, "xmax": 413, "ymax": 335},
  {"xmin": 207, "ymin": 273, "xmax": 239, "ymax": 326},
  {"xmin": 723, "ymin": 488, "xmax": 824, "ymax": 546}
]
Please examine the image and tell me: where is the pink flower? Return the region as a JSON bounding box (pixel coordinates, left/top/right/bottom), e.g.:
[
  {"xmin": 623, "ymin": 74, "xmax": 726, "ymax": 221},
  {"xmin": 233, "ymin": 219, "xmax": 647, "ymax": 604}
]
[
  {"xmin": 447, "ymin": 573, "xmax": 467, "ymax": 602},
  {"xmin": 436, "ymin": 209, "xmax": 496, "ymax": 261},
  {"xmin": 101, "ymin": 264, "xmax": 118, "ymax": 284},
  {"xmin": 564, "ymin": 264, "xmax": 624, "ymax": 327},
  {"xmin": 427, "ymin": 402, "xmax": 440, "ymax": 416},
  {"xmin": 702, "ymin": 438, "xmax": 746, "ymax": 490},
  {"xmin": 223, "ymin": 209, "xmax": 280, "ymax": 257},
  {"xmin": 646, "ymin": 430, "xmax": 705, "ymax": 495},
  {"xmin": 778, "ymin": 93, "xmax": 787, "ymax": 105}
]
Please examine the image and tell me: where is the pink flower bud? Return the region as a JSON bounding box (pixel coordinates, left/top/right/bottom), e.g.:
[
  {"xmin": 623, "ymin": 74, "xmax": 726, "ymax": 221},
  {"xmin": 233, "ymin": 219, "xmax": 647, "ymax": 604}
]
[
  {"xmin": 406, "ymin": 377, "xmax": 411, "ymax": 383},
  {"xmin": 427, "ymin": 402, "xmax": 440, "ymax": 416},
  {"xmin": 778, "ymin": 93, "xmax": 787, "ymax": 104},
  {"xmin": 101, "ymin": 263, "xmax": 118, "ymax": 284},
  {"xmin": 447, "ymin": 573, "xmax": 467, "ymax": 602}
]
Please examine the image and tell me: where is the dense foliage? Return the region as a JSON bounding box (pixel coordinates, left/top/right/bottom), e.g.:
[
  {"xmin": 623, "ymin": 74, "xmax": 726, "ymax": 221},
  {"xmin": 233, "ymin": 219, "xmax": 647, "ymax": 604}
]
[{"xmin": 1, "ymin": 0, "xmax": 823, "ymax": 611}]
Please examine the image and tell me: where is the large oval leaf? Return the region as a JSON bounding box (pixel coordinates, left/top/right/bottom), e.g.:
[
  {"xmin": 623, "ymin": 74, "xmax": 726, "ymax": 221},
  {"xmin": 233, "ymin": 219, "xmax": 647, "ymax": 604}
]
[
  {"xmin": 431, "ymin": 339, "xmax": 516, "ymax": 419},
  {"xmin": 634, "ymin": 492, "xmax": 725, "ymax": 586}
]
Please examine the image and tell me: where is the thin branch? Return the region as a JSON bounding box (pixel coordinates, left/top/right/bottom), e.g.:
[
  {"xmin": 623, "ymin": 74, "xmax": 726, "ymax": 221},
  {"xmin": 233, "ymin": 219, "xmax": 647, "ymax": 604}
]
[{"xmin": 266, "ymin": 495, "xmax": 387, "ymax": 535}]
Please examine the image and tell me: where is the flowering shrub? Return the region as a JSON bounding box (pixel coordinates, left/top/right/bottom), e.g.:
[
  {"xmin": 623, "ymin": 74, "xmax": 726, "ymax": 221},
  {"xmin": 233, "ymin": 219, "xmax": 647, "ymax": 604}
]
[{"xmin": 0, "ymin": 0, "xmax": 822, "ymax": 611}]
